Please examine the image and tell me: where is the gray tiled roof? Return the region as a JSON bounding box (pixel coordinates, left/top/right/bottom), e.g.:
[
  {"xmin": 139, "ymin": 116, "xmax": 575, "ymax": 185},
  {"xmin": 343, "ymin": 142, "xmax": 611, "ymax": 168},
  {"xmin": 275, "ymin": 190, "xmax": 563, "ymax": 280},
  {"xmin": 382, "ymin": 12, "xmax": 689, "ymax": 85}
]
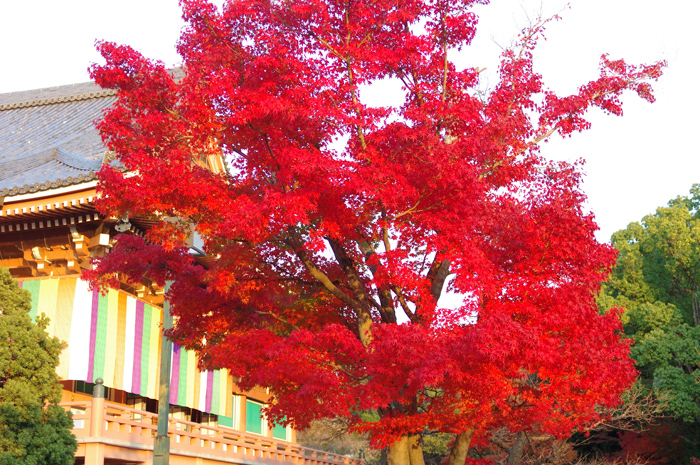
[{"xmin": 0, "ymin": 82, "xmax": 117, "ymax": 196}]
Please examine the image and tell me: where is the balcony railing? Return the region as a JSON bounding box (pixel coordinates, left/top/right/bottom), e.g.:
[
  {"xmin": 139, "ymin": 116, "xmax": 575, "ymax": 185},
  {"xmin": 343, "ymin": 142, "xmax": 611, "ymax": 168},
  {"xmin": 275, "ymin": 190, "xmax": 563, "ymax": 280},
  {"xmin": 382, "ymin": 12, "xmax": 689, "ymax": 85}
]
[{"xmin": 61, "ymin": 398, "xmax": 364, "ymax": 465}]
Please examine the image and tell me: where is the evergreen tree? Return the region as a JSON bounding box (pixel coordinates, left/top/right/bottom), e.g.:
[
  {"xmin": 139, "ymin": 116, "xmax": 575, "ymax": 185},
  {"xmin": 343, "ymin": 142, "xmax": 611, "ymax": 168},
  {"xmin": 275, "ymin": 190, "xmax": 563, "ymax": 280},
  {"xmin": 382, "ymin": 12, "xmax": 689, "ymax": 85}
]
[
  {"xmin": 0, "ymin": 268, "xmax": 77, "ymax": 464},
  {"xmin": 601, "ymin": 185, "xmax": 700, "ymax": 421},
  {"xmin": 599, "ymin": 185, "xmax": 700, "ymax": 459}
]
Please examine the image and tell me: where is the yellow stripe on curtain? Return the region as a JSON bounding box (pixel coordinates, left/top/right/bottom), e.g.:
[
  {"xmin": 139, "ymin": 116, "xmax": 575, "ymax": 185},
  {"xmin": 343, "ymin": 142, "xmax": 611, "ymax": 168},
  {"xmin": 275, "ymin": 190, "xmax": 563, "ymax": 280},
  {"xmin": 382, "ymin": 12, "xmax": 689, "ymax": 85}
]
[
  {"xmin": 54, "ymin": 279, "xmax": 76, "ymax": 379},
  {"xmin": 114, "ymin": 293, "xmax": 127, "ymax": 389},
  {"xmin": 227, "ymin": 372, "xmax": 234, "ymax": 417},
  {"xmin": 103, "ymin": 289, "xmax": 119, "ymax": 387},
  {"xmin": 38, "ymin": 279, "xmax": 59, "ymax": 334},
  {"xmin": 147, "ymin": 305, "xmax": 161, "ymax": 399},
  {"xmin": 186, "ymin": 351, "xmax": 197, "ymax": 409}
]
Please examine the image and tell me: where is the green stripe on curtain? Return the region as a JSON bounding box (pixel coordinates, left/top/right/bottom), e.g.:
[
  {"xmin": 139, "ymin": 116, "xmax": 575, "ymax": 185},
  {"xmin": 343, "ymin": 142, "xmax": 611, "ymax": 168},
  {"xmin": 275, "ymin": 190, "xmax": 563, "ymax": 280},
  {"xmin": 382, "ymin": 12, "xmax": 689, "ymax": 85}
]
[
  {"xmin": 211, "ymin": 370, "xmax": 221, "ymax": 415},
  {"xmin": 178, "ymin": 349, "xmax": 189, "ymax": 406},
  {"xmin": 22, "ymin": 281, "xmax": 41, "ymax": 321},
  {"xmin": 140, "ymin": 304, "xmax": 152, "ymax": 396},
  {"xmin": 93, "ymin": 292, "xmax": 109, "ymax": 380}
]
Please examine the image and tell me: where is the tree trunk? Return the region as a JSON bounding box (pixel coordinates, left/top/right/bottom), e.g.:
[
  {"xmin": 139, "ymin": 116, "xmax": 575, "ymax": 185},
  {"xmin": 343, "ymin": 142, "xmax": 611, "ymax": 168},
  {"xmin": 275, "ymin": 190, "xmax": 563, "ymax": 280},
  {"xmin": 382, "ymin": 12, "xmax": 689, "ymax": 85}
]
[
  {"xmin": 387, "ymin": 436, "xmax": 410, "ymax": 465},
  {"xmin": 505, "ymin": 431, "xmax": 527, "ymax": 465},
  {"xmin": 550, "ymin": 438, "xmax": 565, "ymax": 464},
  {"xmin": 446, "ymin": 430, "xmax": 473, "ymax": 465},
  {"xmin": 407, "ymin": 434, "xmax": 425, "ymax": 465}
]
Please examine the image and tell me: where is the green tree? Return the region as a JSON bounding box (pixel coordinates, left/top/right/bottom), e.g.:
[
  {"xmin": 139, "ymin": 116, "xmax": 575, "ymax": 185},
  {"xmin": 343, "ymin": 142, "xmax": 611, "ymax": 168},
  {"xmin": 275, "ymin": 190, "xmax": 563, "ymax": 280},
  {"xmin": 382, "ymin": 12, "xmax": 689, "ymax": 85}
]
[
  {"xmin": 0, "ymin": 268, "xmax": 77, "ymax": 464},
  {"xmin": 601, "ymin": 184, "xmax": 700, "ymax": 449},
  {"xmin": 604, "ymin": 185, "xmax": 700, "ymax": 326}
]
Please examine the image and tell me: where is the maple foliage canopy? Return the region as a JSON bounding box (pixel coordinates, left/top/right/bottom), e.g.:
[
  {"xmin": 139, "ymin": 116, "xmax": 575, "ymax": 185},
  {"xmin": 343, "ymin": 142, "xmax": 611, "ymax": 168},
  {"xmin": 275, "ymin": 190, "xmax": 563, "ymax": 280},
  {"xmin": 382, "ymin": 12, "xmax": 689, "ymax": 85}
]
[{"xmin": 87, "ymin": 0, "xmax": 665, "ymax": 452}]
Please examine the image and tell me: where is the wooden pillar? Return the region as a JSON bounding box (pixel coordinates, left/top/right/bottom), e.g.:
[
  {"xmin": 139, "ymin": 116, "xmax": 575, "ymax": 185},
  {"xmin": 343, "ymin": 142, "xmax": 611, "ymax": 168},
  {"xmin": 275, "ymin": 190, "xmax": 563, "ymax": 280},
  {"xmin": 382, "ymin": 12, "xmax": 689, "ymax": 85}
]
[
  {"xmin": 84, "ymin": 443, "xmax": 106, "ymax": 465},
  {"xmin": 154, "ymin": 282, "xmax": 173, "ymax": 465},
  {"xmin": 239, "ymin": 395, "xmax": 247, "ymax": 432},
  {"xmin": 85, "ymin": 379, "xmax": 106, "ymax": 465}
]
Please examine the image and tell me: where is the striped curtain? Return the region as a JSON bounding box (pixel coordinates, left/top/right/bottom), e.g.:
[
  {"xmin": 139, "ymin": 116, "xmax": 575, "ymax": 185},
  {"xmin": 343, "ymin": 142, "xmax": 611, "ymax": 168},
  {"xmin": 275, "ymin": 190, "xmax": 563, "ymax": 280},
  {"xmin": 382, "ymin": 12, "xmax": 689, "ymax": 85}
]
[{"xmin": 17, "ymin": 277, "xmax": 232, "ymax": 417}]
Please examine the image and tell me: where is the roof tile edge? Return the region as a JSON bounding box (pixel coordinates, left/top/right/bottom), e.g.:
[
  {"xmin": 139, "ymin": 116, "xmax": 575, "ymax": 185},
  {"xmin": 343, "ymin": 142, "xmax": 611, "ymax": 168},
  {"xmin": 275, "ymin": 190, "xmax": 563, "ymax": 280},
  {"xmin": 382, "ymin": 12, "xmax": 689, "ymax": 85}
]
[
  {"xmin": 0, "ymin": 173, "xmax": 99, "ymax": 198},
  {"xmin": 0, "ymin": 89, "xmax": 118, "ymax": 111}
]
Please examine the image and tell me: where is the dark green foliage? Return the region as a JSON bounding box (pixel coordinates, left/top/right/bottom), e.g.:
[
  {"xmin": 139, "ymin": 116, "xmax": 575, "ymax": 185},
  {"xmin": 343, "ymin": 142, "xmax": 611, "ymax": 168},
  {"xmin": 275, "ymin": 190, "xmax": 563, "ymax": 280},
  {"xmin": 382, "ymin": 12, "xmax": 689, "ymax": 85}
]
[
  {"xmin": 603, "ymin": 185, "xmax": 700, "ymax": 327},
  {"xmin": 601, "ymin": 186, "xmax": 700, "ymax": 422},
  {"xmin": 597, "ymin": 185, "xmax": 700, "ymax": 461},
  {"xmin": 0, "ymin": 269, "xmax": 76, "ymax": 464}
]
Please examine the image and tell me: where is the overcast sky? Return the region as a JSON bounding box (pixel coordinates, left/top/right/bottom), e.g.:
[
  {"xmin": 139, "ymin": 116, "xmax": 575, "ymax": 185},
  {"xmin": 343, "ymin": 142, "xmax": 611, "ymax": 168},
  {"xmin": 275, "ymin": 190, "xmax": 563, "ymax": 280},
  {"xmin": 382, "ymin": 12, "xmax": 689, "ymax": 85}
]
[{"xmin": 1, "ymin": 0, "xmax": 697, "ymax": 242}]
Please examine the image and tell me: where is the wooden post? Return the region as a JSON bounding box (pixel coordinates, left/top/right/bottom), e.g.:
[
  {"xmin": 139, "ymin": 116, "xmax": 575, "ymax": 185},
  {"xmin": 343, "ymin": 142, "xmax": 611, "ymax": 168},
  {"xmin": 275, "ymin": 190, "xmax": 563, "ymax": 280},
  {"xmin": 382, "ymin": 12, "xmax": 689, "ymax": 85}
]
[
  {"xmin": 85, "ymin": 379, "xmax": 106, "ymax": 465},
  {"xmin": 239, "ymin": 395, "xmax": 247, "ymax": 432},
  {"xmin": 154, "ymin": 282, "xmax": 173, "ymax": 465},
  {"xmin": 90, "ymin": 379, "xmax": 106, "ymax": 436}
]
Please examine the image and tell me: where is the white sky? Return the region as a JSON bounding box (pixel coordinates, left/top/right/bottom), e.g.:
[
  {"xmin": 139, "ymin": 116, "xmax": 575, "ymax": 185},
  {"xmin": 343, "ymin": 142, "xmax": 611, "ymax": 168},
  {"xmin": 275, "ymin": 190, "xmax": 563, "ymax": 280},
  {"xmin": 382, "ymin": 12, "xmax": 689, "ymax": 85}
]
[{"xmin": 1, "ymin": 0, "xmax": 697, "ymax": 242}]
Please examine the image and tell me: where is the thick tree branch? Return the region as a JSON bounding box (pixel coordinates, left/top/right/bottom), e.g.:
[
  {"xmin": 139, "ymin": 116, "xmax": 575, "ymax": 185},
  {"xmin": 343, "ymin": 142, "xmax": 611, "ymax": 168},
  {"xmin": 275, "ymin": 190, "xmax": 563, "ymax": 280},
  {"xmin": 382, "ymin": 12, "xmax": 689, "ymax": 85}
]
[
  {"xmin": 326, "ymin": 236, "xmax": 375, "ymax": 345},
  {"xmin": 327, "ymin": 237, "xmax": 376, "ymax": 309},
  {"xmin": 426, "ymin": 258, "xmax": 451, "ymax": 302},
  {"xmin": 286, "ymin": 228, "xmax": 363, "ymax": 314},
  {"xmin": 381, "ymin": 208, "xmax": 391, "ymax": 253},
  {"xmin": 357, "ymin": 239, "xmax": 397, "ymax": 324},
  {"xmin": 392, "ymin": 285, "xmax": 417, "ymax": 322},
  {"xmin": 392, "ymin": 200, "xmax": 422, "ymax": 220},
  {"xmin": 247, "ymin": 306, "xmax": 300, "ymax": 331},
  {"xmin": 505, "ymin": 431, "xmax": 528, "ymax": 465},
  {"xmin": 446, "ymin": 431, "xmax": 474, "ymax": 465},
  {"xmin": 357, "ymin": 238, "xmax": 414, "ymax": 323}
]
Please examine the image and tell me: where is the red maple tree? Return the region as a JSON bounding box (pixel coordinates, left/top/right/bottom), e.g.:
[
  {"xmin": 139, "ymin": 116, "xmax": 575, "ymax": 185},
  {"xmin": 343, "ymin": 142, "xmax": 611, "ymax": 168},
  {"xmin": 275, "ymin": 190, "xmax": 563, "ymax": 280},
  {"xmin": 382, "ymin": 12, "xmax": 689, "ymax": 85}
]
[{"xmin": 86, "ymin": 0, "xmax": 665, "ymax": 463}]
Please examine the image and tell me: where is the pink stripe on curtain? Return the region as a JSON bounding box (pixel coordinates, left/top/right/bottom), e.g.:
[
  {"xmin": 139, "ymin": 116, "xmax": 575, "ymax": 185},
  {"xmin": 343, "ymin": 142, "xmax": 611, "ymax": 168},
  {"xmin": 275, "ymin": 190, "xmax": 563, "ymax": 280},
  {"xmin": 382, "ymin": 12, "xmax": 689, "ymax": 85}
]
[
  {"xmin": 170, "ymin": 344, "xmax": 181, "ymax": 404},
  {"xmin": 86, "ymin": 288, "xmax": 100, "ymax": 383},
  {"xmin": 132, "ymin": 300, "xmax": 144, "ymax": 394},
  {"xmin": 205, "ymin": 371, "xmax": 214, "ymax": 413}
]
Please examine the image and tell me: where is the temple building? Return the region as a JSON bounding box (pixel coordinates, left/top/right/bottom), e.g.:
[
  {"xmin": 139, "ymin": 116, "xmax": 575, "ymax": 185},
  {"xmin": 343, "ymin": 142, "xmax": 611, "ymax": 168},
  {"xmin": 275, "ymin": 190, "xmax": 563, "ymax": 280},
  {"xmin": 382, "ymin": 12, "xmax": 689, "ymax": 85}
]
[{"xmin": 0, "ymin": 82, "xmax": 356, "ymax": 465}]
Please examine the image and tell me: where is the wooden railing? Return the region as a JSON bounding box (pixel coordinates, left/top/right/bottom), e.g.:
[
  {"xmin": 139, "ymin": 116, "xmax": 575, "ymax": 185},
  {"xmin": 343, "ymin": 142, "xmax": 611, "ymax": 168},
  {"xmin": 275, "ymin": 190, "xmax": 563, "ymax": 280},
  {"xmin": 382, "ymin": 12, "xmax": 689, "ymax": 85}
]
[{"xmin": 61, "ymin": 400, "xmax": 363, "ymax": 465}]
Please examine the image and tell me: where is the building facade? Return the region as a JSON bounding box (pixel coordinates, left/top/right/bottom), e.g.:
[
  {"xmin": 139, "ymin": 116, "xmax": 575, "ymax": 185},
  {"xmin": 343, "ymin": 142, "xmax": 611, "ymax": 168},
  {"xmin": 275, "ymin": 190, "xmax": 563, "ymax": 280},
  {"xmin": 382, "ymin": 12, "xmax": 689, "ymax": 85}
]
[{"xmin": 0, "ymin": 83, "xmax": 358, "ymax": 465}]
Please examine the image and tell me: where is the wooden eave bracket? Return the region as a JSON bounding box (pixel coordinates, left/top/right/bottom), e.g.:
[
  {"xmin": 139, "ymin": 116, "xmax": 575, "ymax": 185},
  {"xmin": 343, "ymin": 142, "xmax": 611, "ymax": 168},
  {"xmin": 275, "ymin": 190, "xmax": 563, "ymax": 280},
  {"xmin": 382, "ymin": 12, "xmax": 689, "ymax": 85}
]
[{"xmin": 69, "ymin": 225, "xmax": 90, "ymax": 257}]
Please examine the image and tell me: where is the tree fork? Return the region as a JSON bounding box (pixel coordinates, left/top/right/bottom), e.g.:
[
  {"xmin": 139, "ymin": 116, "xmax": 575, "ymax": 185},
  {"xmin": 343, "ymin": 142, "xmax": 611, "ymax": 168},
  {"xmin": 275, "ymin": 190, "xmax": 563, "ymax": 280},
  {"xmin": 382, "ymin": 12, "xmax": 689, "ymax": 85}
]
[
  {"xmin": 327, "ymin": 236, "xmax": 375, "ymax": 345},
  {"xmin": 357, "ymin": 239, "xmax": 397, "ymax": 323}
]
